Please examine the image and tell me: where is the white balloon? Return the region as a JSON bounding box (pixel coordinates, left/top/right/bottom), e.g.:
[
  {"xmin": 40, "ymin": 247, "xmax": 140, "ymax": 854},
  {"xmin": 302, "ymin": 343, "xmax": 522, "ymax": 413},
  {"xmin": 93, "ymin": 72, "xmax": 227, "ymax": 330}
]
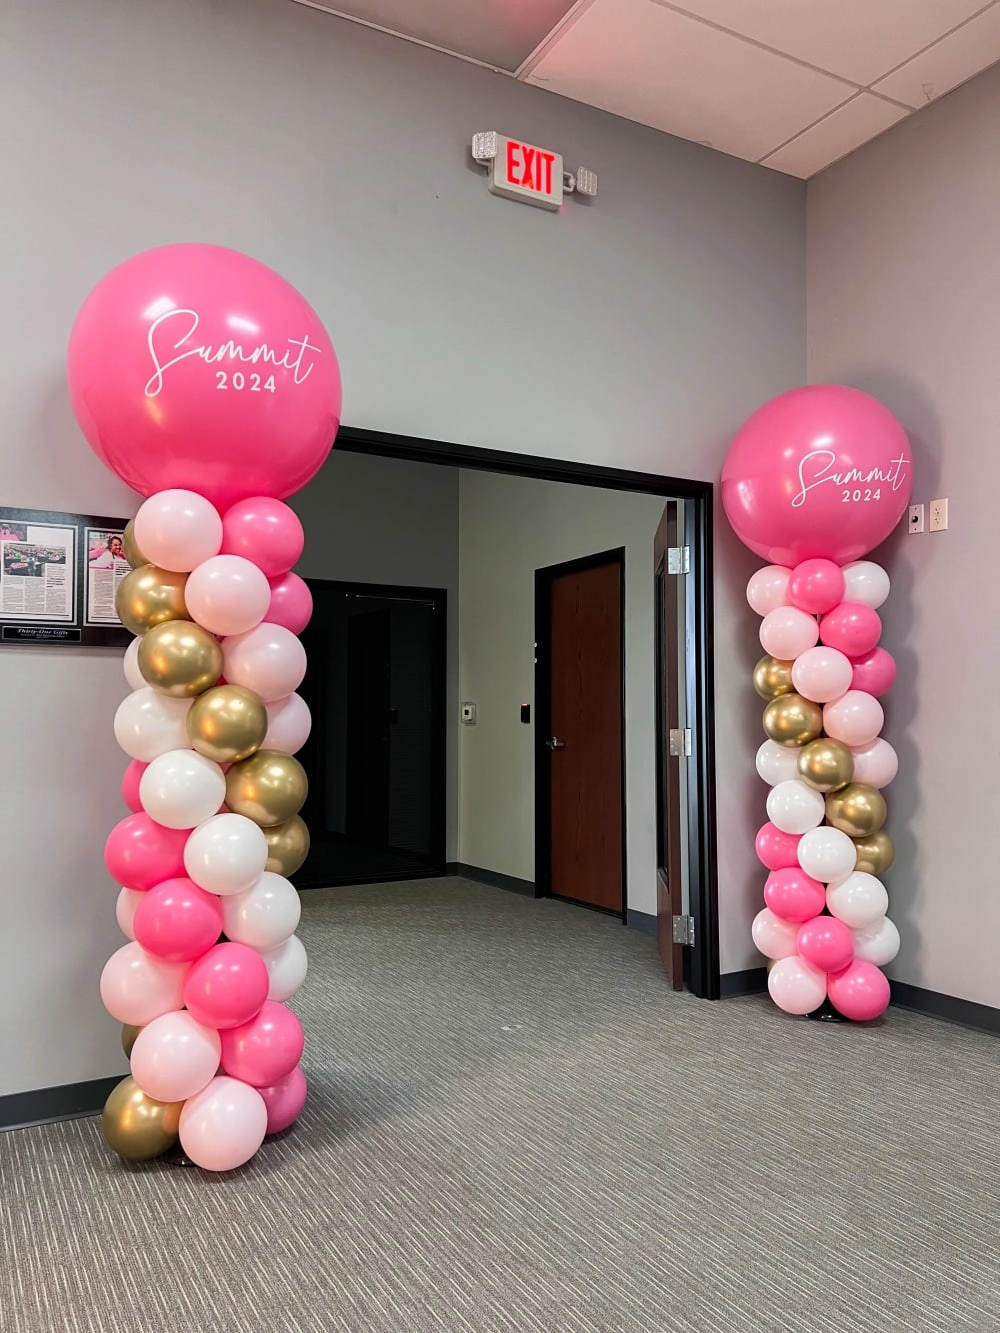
[
  {"xmin": 140, "ymin": 749, "xmax": 226, "ymax": 829},
  {"xmin": 755, "ymin": 739, "xmax": 800, "ymax": 786},
  {"xmin": 114, "ymin": 688, "xmax": 193, "ymax": 762},
  {"xmin": 791, "ymin": 646, "xmax": 853, "ymax": 703},
  {"xmin": 221, "ymin": 871, "xmax": 301, "ymax": 950},
  {"xmin": 751, "ymin": 907, "xmax": 798, "ymax": 961},
  {"xmin": 123, "ymin": 638, "xmax": 145, "ymax": 691},
  {"xmin": 260, "ymin": 934, "xmax": 309, "ymax": 1002},
  {"xmin": 766, "ymin": 780, "xmax": 826, "ymax": 835},
  {"xmin": 263, "ymin": 693, "xmax": 312, "ymax": 755},
  {"xmin": 115, "ymin": 887, "xmax": 144, "ymax": 941},
  {"xmin": 747, "ymin": 565, "xmax": 791, "ymax": 617},
  {"xmin": 852, "ymin": 915, "xmax": 900, "ymax": 967},
  {"xmin": 184, "ymin": 813, "xmax": 268, "ymax": 896},
  {"xmin": 826, "ymin": 872, "xmax": 889, "ymax": 929},
  {"xmin": 851, "ymin": 738, "xmax": 898, "ymax": 789},
  {"xmin": 759, "ymin": 606, "xmax": 819, "ymax": 661},
  {"xmin": 842, "ymin": 561, "xmax": 890, "ymax": 610},
  {"xmin": 797, "ymin": 826, "xmax": 857, "ymax": 884}
]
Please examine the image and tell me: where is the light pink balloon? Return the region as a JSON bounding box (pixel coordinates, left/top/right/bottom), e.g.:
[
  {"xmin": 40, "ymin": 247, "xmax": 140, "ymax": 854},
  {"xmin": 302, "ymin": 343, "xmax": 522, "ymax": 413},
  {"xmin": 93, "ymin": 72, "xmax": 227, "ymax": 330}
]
[
  {"xmin": 258, "ymin": 1065, "xmax": 307, "ymax": 1136},
  {"xmin": 791, "ymin": 646, "xmax": 853, "ymax": 703},
  {"xmin": 759, "ymin": 606, "xmax": 819, "ymax": 660},
  {"xmin": 827, "ymin": 960, "xmax": 890, "ymax": 1021},
  {"xmin": 221, "ymin": 498, "xmax": 304, "ymax": 578},
  {"xmin": 263, "ymin": 693, "xmax": 312, "ymax": 754},
  {"xmin": 850, "ymin": 737, "xmax": 898, "ymax": 789},
  {"xmin": 178, "ymin": 1075, "xmax": 268, "ymax": 1172},
  {"xmin": 99, "ymin": 942, "xmax": 189, "ymax": 1026},
  {"xmin": 767, "ymin": 954, "xmax": 827, "ymax": 1015},
  {"xmin": 850, "ymin": 647, "xmax": 896, "ymax": 697},
  {"xmin": 266, "ymin": 572, "xmax": 313, "ymax": 635},
  {"xmin": 787, "ymin": 559, "xmax": 845, "ymax": 615},
  {"xmin": 746, "ymin": 565, "xmax": 791, "ymax": 617},
  {"xmin": 751, "ymin": 907, "xmax": 798, "ymax": 960},
  {"xmin": 130, "ymin": 1010, "xmax": 222, "ymax": 1103},
  {"xmin": 223, "ymin": 623, "xmax": 307, "ymax": 703},
  {"xmin": 133, "ymin": 489, "xmax": 222, "ymax": 573},
  {"xmin": 115, "ymin": 887, "xmax": 144, "ymax": 941},
  {"xmin": 819, "ymin": 601, "xmax": 882, "ymax": 657},
  {"xmin": 823, "ymin": 691, "xmax": 884, "ymax": 748},
  {"xmin": 184, "ymin": 555, "xmax": 270, "ymax": 637}
]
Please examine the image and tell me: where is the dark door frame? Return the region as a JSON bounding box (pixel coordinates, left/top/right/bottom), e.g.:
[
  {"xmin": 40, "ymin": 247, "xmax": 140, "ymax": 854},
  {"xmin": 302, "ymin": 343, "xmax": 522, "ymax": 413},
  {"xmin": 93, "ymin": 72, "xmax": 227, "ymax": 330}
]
[
  {"xmin": 535, "ymin": 548, "xmax": 627, "ymax": 921},
  {"xmin": 334, "ymin": 426, "xmax": 720, "ymax": 1001}
]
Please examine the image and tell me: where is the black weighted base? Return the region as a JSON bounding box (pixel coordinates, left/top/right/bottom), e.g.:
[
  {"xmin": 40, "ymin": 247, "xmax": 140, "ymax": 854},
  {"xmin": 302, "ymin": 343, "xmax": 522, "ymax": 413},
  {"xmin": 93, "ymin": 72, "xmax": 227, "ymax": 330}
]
[
  {"xmin": 807, "ymin": 998, "xmax": 848, "ymax": 1022},
  {"xmin": 162, "ymin": 1144, "xmax": 197, "ymax": 1167}
]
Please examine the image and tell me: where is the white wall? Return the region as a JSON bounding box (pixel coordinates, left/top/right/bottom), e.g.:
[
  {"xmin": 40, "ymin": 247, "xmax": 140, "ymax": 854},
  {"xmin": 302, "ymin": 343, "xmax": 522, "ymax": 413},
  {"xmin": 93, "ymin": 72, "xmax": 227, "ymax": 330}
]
[
  {"xmin": 458, "ymin": 471, "xmax": 666, "ymax": 913},
  {"xmin": 0, "ymin": 0, "xmax": 804, "ymax": 1095},
  {"xmin": 807, "ymin": 66, "xmax": 1000, "ymax": 1007}
]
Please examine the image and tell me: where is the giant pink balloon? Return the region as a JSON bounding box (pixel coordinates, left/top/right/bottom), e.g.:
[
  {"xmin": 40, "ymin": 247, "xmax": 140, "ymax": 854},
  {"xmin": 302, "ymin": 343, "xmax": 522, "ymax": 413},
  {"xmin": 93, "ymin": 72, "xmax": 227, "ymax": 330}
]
[
  {"xmin": 67, "ymin": 244, "xmax": 341, "ymax": 510},
  {"xmin": 104, "ymin": 813, "xmax": 189, "ymax": 893},
  {"xmin": 722, "ymin": 385, "xmax": 912, "ymax": 565}
]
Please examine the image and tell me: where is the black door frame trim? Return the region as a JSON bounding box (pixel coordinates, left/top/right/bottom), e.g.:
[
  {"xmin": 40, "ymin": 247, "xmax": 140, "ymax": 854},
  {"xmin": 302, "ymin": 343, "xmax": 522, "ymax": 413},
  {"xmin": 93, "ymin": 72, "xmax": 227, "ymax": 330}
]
[
  {"xmin": 334, "ymin": 425, "xmax": 720, "ymax": 1001},
  {"xmin": 535, "ymin": 548, "xmax": 627, "ymax": 921}
]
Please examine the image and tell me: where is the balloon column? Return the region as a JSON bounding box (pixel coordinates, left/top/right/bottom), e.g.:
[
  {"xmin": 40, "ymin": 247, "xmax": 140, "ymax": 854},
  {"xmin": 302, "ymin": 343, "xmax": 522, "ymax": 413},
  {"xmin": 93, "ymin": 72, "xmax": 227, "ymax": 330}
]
[
  {"xmin": 67, "ymin": 244, "xmax": 341, "ymax": 1168},
  {"xmin": 722, "ymin": 385, "xmax": 911, "ymax": 1022}
]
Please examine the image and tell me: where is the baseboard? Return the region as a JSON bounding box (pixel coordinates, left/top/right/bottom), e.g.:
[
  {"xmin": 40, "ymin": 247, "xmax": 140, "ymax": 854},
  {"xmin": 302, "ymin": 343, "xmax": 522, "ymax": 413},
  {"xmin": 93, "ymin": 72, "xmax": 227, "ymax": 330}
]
[
  {"xmin": 720, "ymin": 967, "xmax": 768, "ymax": 998},
  {"xmin": 447, "ymin": 862, "xmax": 537, "ymax": 897},
  {"xmin": 890, "ymin": 981, "xmax": 1000, "ymax": 1035},
  {"xmin": 626, "ymin": 909, "xmax": 657, "ymax": 936},
  {"xmin": 0, "ymin": 1075, "xmax": 121, "ymax": 1133}
]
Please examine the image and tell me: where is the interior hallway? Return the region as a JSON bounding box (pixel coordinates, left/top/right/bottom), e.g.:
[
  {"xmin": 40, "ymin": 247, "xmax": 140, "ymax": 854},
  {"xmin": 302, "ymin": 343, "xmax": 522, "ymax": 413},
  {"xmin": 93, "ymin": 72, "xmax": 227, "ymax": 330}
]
[{"xmin": 2, "ymin": 880, "xmax": 997, "ymax": 1333}]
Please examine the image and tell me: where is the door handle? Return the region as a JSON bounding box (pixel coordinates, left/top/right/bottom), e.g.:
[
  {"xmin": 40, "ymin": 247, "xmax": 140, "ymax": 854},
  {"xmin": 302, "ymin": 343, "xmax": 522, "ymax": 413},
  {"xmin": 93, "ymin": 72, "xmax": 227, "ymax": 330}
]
[{"xmin": 546, "ymin": 737, "xmax": 566, "ymax": 750}]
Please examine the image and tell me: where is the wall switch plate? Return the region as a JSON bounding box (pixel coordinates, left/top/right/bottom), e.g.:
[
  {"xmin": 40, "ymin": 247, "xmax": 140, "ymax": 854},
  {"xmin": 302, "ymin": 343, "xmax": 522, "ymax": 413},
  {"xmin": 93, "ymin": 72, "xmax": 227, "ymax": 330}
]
[
  {"xmin": 929, "ymin": 498, "xmax": 949, "ymax": 531},
  {"xmin": 520, "ymin": 703, "xmax": 531, "ymax": 724},
  {"xmin": 908, "ymin": 503, "xmax": 925, "ymax": 534},
  {"xmin": 461, "ymin": 703, "xmax": 477, "ymax": 725}
]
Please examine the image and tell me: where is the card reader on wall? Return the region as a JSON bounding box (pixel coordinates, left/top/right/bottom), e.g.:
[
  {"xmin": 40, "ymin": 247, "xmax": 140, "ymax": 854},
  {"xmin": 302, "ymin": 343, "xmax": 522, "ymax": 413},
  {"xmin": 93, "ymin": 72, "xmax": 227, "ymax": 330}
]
[{"xmin": 461, "ymin": 703, "xmax": 477, "ymax": 725}]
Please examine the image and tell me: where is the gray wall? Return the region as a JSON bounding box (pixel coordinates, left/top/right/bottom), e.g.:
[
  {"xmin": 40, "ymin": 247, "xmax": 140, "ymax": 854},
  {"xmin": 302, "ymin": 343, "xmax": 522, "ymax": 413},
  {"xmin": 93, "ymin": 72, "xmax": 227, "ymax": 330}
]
[
  {"xmin": 807, "ymin": 66, "xmax": 1000, "ymax": 1007},
  {"xmin": 0, "ymin": 0, "xmax": 804, "ymax": 1096}
]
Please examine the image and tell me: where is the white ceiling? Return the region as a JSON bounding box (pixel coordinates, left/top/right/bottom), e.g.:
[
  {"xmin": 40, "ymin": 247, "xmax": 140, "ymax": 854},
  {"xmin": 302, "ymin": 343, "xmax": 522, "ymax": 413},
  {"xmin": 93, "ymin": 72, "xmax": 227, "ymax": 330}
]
[{"xmin": 289, "ymin": 0, "xmax": 1000, "ymax": 177}]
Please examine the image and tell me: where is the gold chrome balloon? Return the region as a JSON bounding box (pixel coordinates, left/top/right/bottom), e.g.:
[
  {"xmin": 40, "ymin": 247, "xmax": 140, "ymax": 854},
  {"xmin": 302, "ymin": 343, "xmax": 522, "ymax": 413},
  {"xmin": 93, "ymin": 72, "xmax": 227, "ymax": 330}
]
[
  {"xmin": 115, "ymin": 565, "xmax": 188, "ymax": 637},
  {"xmin": 796, "ymin": 738, "xmax": 854, "ymax": 793},
  {"xmin": 854, "ymin": 830, "xmax": 895, "ymax": 876},
  {"xmin": 225, "ymin": 750, "xmax": 308, "ymax": 827},
  {"xmin": 121, "ymin": 1024, "xmax": 142, "ymax": 1059},
  {"xmin": 122, "ymin": 519, "xmax": 148, "ymax": 570},
  {"xmin": 186, "ymin": 685, "xmax": 268, "ymax": 763},
  {"xmin": 762, "ymin": 693, "xmax": 823, "ymax": 747},
  {"xmin": 825, "ymin": 783, "xmax": 887, "ymax": 839},
  {"xmin": 753, "ymin": 655, "xmax": 794, "ymax": 700},
  {"xmin": 101, "ymin": 1076, "xmax": 182, "ymax": 1161},
  {"xmin": 264, "ymin": 815, "xmax": 311, "ymax": 876},
  {"xmin": 137, "ymin": 620, "xmax": 223, "ymax": 699}
]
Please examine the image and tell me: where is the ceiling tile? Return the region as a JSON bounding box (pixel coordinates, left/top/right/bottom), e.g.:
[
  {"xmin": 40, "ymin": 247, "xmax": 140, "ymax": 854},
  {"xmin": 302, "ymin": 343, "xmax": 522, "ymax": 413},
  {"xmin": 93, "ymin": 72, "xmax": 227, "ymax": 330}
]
[
  {"xmin": 761, "ymin": 94, "xmax": 910, "ymax": 177},
  {"xmin": 872, "ymin": 4, "xmax": 1000, "ymax": 106},
  {"xmin": 301, "ymin": 0, "xmax": 578, "ymax": 72},
  {"xmin": 665, "ymin": 0, "xmax": 989, "ymax": 86},
  {"xmin": 526, "ymin": 0, "xmax": 853, "ymax": 164}
]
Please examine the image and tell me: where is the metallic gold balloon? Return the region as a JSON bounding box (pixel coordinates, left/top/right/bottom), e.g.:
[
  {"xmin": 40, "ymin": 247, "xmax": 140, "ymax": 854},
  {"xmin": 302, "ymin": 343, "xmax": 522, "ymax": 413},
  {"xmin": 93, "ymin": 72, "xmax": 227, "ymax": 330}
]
[
  {"xmin": 753, "ymin": 655, "xmax": 794, "ymax": 700},
  {"xmin": 762, "ymin": 693, "xmax": 823, "ymax": 747},
  {"xmin": 101, "ymin": 1076, "xmax": 182, "ymax": 1161},
  {"xmin": 796, "ymin": 738, "xmax": 854, "ymax": 793},
  {"xmin": 854, "ymin": 830, "xmax": 895, "ymax": 876},
  {"xmin": 186, "ymin": 685, "xmax": 268, "ymax": 763},
  {"xmin": 115, "ymin": 564, "xmax": 188, "ymax": 636},
  {"xmin": 264, "ymin": 815, "xmax": 311, "ymax": 876},
  {"xmin": 137, "ymin": 620, "xmax": 223, "ymax": 698},
  {"xmin": 225, "ymin": 749, "xmax": 308, "ymax": 827},
  {"xmin": 122, "ymin": 519, "xmax": 148, "ymax": 570},
  {"xmin": 121, "ymin": 1024, "xmax": 143, "ymax": 1059},
  {"xmin": 825, "ymin": 783, "xmax": 887, "ymax": 839}
]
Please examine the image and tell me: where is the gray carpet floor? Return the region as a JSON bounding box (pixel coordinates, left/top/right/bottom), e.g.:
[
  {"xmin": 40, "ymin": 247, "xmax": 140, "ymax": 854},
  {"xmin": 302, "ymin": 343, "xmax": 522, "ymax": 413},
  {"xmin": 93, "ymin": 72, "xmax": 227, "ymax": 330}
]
[{"xmin": 2, "ymin": 879, "xmax": 998, "ymax": 1333}]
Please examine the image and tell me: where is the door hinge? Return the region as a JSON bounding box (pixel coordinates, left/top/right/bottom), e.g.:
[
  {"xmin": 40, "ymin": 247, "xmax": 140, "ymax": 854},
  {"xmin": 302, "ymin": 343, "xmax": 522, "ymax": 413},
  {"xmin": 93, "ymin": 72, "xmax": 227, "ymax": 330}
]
[
  {"xmin": 667, "ymin": 545, "xmax": 690, "ymax": 575},
  {"xmin": 672, "ymin": 914, "xmax": 695, "ymax": 947},
  {"xmin": 669, "ymin": 727, "xmax": 692, "ymax": 757}
]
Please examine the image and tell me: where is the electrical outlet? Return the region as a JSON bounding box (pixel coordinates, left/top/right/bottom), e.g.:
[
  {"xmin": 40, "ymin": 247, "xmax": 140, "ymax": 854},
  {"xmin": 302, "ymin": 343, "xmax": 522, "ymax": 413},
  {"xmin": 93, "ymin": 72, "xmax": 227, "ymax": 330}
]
[
  {"xmin": 908, "ymin": 503, "xmax": 925, "ymax": 534},
  {"xmin": 929, "ymin": 498, "xmax": 949, "ymax": 532}
]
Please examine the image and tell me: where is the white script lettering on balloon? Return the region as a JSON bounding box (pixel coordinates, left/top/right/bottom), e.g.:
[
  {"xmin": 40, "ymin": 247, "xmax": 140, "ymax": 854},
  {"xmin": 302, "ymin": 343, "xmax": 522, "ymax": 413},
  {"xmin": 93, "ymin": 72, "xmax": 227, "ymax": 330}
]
[
  {"xmin": 791, "ymin": 450, "xmax": 909, "ymax": 508},
  {"xmin": 144, "ymin": 309, "xmax": 324, "ymax": 398}
]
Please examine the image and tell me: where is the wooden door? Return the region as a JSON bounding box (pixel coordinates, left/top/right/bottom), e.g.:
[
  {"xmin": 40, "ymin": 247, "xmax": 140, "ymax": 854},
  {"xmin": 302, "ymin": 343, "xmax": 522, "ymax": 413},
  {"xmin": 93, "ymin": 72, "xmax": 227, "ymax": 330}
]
[
  {"xmin": 345, "ymin": 608, "xmax": 392, "ymax": 847},
  {"xmin": 546, "ymin": 555, "xmax": 624, "ymax": 913},
  {"xmin": 654, "ymin": 503, "xmax": 684, "ymax": 989}
]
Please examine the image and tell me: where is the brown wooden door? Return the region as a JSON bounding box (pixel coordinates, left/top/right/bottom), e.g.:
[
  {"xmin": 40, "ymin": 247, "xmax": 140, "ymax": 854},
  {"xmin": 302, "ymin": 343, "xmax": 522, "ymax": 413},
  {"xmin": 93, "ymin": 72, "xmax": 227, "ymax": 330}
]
[
  {"xmin": 654, "ymin": 503, "xmax": 684, "ymax": 989},
  {"xmin": 546, "ymin": 555, "xmax": 624, "ymax": 912}
]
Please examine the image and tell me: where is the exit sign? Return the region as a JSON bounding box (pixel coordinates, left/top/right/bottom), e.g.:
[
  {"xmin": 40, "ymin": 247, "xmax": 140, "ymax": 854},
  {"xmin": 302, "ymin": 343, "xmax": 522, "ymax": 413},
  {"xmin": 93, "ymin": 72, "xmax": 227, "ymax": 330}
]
[{"xmin": 489, "ymin": 135, "xmax": 564, "ymax": 210}]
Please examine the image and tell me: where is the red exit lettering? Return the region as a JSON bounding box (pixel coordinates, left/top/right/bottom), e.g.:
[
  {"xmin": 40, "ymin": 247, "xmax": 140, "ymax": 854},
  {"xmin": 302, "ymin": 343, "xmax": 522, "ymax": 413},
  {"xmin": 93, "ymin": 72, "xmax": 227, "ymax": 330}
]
[{"xmin": 505, "ymin": 140, "xmax": 557, "ymax": 195}]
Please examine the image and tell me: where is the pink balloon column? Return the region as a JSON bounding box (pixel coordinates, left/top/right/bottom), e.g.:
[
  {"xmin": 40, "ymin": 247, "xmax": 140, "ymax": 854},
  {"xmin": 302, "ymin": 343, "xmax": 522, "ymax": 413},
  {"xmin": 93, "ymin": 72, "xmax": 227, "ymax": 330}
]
[
  {"xmin": 724, "ymin": 385, "xmax": 911, "ymax": 1022},
  {"xmin": 69, "ymin": 244, "xmax": 340, "ymax": 1168}
]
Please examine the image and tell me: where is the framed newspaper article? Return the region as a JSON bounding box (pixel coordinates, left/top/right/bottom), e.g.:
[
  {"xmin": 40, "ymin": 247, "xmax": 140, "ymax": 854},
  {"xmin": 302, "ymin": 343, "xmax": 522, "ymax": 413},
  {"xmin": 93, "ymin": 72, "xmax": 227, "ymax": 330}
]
[{"xmin": 0, "ymin": 506, "xmax": 132, "ymax": 647}]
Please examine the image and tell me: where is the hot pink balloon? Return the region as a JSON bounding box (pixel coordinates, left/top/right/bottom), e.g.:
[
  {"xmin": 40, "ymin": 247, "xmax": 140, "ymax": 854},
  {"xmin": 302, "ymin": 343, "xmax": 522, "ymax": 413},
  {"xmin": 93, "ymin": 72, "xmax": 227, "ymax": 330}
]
[
  {"xmin": 850, "ymin": 738, "xmax": 898, "ymax": 789},
  {"xmin": 104, "ymin": 812, "xmax": 189, "ymax": 893},
  {"xmin": 767, "ymin": 955, "xmax": 827, "ymax": 1016},
  {"xmin": 751, "ymin": 907, "xmax": 798, "ymax": 960},
  {"xmin": 178, "ymin": 1075, "xmax": 268, "ymax": 1172},
  {"xmin": 220, "ymin": 1000, "xmax": 304, "ymax": 1088},
  {"xmin": 763, "ymin": 868, "xmax": 826, "ymax": 924},
  {"xmin": 121, "ymin": 760, "xmax": 147, "ymax": 813},
  {"xmin": 787, "ymin": 559, "xmax": 845, "ymax": 615},
  {"xmin": 66, "ymin": 244, "xmax": 341, "ymax": 510},
  {"xmin": 722, "ymin": 385, "xmax": 912, "ymax": 565},
  {"xmin": 823, "ymin": 691, "xmax": 884, "ymax": 748},
  {"xmin": 258, "ymin": 1064, "xmax": 307, "ymax": 1136},
  {"xmin": 183, "ymin": 555, "xmax": 271, "ymax": 637},
  {"xmin": 759, "ymin": 606, "xmax": 819, "ymax": 660},
  {"xmin": 133, "ymin": 877, "xmax": 224, "ymax": 963},
  {"xmin": 755, "ymin": 822, "xmax": 801, "ymax": 871},
  {"xmin": 263, "ymin": 693, "xmax": 312, "ymax": 754},
  {"xmin": 266, "ymin": 572, "xmax": 313, "ymax": 635},
  {"xmin": 827, "ymin": 960, "xmax": 890, "ymax": 1021},
  {"xmin": 221, "ymin": 498, "xmax": 304, "ymax": 578},
  {"xmin": 819, "ymin": 601, "xmax": 882, "ymax": 657},
  {"xmin": 99, "ymin": 942, "xmax": 189, "ymax": 1026},
  {"xmin": 796, "ymin": 916, "xmax": 854, "ymax": 974},
  {"xmin": 850, "ymin": 647, "xmax": 897, "ymax": 697},
  {"xmin": 182, "ymin": 942, "xmax": 269, "ymax": 1030},
  {"xmin": 222, "ymin": 623, "xmax": 307, "ymax": 703}
]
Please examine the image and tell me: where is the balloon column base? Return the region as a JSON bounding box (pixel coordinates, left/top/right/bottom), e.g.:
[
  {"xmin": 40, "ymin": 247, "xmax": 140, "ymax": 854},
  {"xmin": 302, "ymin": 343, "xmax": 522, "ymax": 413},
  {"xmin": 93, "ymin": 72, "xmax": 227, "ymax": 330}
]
[
  {"xmin": 807, "ymin": 998, "xmax": 848, "ymax": 1022},
  {"xmin": 161, "ymin": 1143, "xmax": 197, "ymax": 1167}
]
